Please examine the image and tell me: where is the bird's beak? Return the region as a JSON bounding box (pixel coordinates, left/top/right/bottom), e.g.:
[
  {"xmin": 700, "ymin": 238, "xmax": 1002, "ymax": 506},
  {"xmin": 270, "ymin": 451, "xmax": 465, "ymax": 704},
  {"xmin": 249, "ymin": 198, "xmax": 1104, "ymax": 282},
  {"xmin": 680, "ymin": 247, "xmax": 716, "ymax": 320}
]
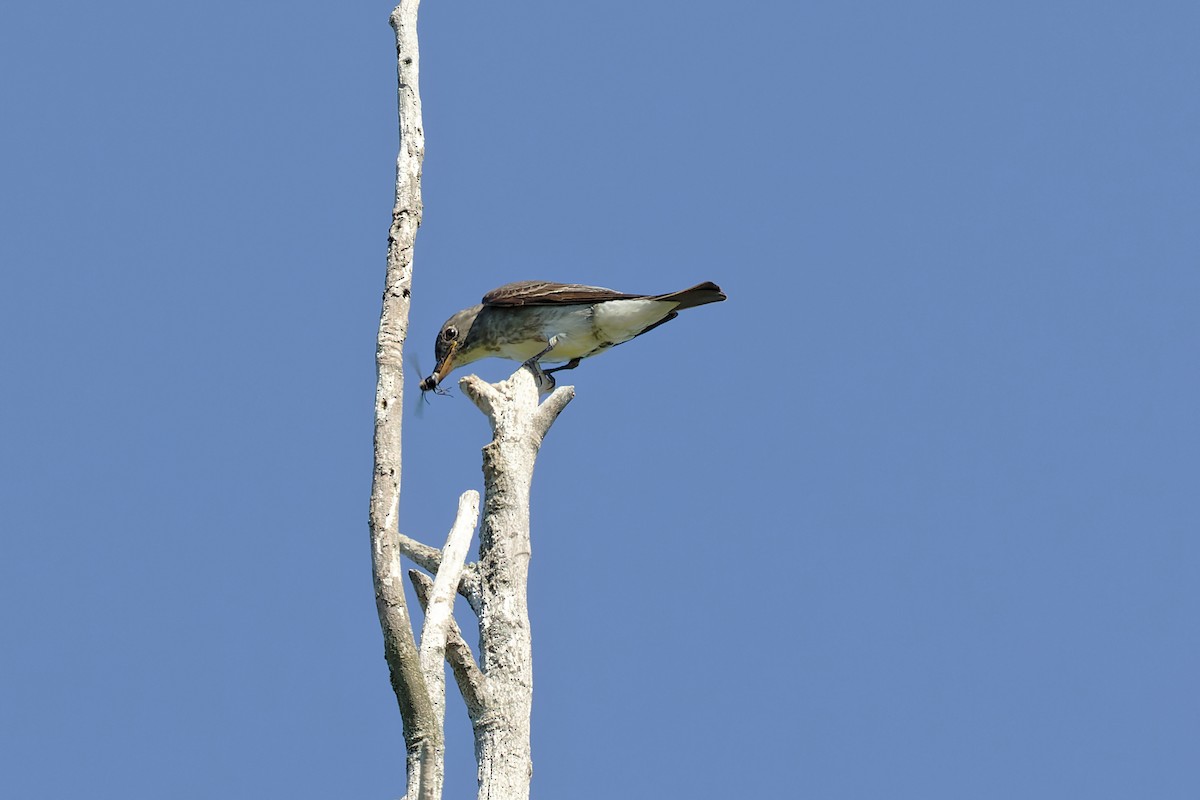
[{"xmin": 419, "ymin": 342, "xmax": 458, "ymax": 392}]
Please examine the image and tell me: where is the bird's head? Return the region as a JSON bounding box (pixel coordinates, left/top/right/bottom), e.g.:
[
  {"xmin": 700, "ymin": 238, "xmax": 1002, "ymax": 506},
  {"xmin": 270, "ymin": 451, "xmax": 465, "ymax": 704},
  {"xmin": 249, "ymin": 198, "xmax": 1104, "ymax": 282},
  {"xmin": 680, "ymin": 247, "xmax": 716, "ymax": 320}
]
[{"xmin": 419, "ymin": 306, "xmax": 482, "ymax": 392}]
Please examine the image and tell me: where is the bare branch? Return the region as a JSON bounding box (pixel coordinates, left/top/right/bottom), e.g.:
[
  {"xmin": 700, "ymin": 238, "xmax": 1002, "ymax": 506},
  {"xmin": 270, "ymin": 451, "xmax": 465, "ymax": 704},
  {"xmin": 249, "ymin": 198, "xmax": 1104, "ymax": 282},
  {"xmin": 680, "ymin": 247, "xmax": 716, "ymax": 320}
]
[
  {"xmin": 399, "ymin": 491, "xmax": 477, "ymax": 800},
  {"xmin": 369, "ymin": 2, "xmax": 431, "ymax": 797},
  {"xmin": 419, "ymin": 491, "xmax": 480, "ymax": 707},
  {"xmin": 460, "ymin": 373, "xmax": 504, "ymax": 422},
  {"xmin": 410, "ymin": 570, "xmax": 488, "ymax": 718},
  {"xmin": 532, "ymin": 386, "xmax": 576, "ymax": 438},
  {"xmin": 398, "ymin": 531, "xmax": 483, "ymax": 614},
  {"xmin": 396, "ymin": 531, "xmax": 441, "ymax": 568}
]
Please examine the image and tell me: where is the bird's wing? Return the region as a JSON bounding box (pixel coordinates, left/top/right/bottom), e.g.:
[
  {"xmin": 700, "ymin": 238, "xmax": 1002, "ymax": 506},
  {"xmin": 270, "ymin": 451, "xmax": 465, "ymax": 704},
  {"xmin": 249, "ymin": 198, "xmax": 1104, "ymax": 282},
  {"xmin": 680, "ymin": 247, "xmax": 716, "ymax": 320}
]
[{"xmin": 481, "ymin": 281, "xmax": 644, "ymax": 307}]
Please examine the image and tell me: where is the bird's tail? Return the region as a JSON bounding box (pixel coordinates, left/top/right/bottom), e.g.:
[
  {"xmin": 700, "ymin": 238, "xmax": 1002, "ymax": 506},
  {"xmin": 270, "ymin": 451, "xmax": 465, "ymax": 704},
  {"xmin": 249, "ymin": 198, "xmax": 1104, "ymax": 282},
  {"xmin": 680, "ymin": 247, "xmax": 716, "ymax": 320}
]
[{"xmin": 654, "ymin": 281, "xmax": 727, "ymax": 310}]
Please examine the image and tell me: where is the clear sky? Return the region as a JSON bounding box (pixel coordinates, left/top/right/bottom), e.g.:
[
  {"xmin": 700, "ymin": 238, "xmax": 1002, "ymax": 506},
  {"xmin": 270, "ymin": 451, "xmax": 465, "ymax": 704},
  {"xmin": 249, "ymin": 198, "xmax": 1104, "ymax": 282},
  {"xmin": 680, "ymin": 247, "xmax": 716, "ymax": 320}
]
[{"xmin": 2, "ymin": 2, "xmax": 1198, "ymax": 798}]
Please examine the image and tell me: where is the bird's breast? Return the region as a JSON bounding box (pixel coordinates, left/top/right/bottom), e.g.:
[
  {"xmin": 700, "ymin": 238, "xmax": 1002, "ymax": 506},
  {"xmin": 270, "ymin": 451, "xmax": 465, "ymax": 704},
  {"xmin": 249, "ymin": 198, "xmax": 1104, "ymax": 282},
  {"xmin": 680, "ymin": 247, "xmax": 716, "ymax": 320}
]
[{"xmin": 471, "ymin": 300, "xmax": 677, "ymax": 364}]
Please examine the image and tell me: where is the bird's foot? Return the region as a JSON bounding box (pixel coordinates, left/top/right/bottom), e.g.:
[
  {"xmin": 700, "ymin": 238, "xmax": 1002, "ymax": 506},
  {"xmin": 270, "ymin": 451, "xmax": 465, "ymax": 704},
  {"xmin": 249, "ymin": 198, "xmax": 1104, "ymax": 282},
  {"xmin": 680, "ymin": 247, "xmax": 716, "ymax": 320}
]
[
  {"xmin": 520, "ymin": 335, "xmax": 563, "ymax": 393},
  {"xmin": 519, "ymin": 360, "xmax": 556, "ymax": 393},
  {"xmin": 544, "ymin": 357, "xmax": 582, "ymax": 379}
]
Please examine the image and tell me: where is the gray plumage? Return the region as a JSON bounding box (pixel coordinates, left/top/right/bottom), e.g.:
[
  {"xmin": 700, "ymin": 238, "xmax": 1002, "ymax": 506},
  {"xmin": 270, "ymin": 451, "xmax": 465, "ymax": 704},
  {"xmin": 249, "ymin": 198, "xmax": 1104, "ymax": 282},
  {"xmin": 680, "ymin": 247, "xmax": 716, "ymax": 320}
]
[{"xmin": 419, "ymin": 280, "xmax": 726, "ymax": 390}]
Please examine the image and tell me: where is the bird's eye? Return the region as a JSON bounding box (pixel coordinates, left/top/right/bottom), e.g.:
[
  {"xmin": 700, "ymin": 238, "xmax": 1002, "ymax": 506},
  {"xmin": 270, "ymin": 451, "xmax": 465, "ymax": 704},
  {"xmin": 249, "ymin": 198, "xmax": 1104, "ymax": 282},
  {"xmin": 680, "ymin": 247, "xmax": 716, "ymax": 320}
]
[{"xmin": 442, "ymin": 326, "xmax": 458, "ymax": 342}]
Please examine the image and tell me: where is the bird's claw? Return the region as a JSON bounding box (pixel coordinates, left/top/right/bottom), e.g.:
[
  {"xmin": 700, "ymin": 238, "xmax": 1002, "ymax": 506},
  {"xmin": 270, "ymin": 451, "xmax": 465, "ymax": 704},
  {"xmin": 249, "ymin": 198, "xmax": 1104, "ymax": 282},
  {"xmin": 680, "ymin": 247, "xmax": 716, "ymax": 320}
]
[{"xmin": 519, "ymin": 360, "xmax": 556, "ymax": 393}]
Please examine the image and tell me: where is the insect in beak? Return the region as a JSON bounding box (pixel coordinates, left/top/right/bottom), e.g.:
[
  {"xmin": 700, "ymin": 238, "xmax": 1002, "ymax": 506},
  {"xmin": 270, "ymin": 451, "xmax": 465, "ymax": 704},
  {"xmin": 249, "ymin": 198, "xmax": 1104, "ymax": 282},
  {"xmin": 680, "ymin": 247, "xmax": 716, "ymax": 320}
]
[{"xmin": 419, "ymin": 341, "xmax": 458, "ymax": 394}]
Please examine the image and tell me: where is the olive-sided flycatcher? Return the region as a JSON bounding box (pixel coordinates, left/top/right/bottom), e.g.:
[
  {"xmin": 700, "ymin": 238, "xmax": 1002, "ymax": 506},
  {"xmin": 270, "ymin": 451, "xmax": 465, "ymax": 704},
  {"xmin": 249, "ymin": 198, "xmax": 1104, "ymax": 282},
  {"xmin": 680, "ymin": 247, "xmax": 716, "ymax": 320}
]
[{"xmin": 419, "ymin": 280, "xmax": 726, "ymax": 391}]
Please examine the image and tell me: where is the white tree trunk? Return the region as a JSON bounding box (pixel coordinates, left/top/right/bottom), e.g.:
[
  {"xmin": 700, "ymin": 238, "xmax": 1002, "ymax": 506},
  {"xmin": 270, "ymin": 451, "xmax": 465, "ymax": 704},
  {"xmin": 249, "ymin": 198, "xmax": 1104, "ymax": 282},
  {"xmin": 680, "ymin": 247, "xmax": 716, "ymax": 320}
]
[
  {"xmin": 370, "ymin": 1, "xmax": 430, "ymax": 796},
  {"xmin": 404, "ymin": 369, "xmax": 572, "ymax": 800},
  {"xmin": 370, "ymin": 4, "xmax": 574, "ymax": 798},
  {"xmin": 461, "ymin": 369, "xmax": 573, "ymax": 800}
]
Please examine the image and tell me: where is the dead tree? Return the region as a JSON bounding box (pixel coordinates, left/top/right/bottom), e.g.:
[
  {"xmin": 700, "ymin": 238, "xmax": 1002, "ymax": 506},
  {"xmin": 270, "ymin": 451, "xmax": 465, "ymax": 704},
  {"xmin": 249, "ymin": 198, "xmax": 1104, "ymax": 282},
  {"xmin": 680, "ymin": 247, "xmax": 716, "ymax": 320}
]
[{"xmin": 368, "ymin": 4, "xmax": 573, "ymax": 798}]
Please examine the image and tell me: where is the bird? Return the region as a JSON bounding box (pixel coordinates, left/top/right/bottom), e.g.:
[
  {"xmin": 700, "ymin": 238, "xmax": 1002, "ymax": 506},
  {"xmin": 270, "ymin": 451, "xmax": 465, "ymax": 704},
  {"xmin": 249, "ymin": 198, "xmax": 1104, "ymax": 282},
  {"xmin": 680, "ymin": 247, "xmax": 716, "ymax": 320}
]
[{"xmin": 418, "ymin": 280, "xmax": 726, "ymax": 392}]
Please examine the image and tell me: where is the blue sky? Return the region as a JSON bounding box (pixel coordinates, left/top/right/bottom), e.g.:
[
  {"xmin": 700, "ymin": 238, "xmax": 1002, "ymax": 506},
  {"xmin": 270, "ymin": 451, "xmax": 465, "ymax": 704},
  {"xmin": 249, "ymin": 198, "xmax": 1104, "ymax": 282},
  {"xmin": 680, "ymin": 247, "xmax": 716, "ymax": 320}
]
[{"xmin": 2, "ymin": 2, "xmax": 1198, "ymax": 798}]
